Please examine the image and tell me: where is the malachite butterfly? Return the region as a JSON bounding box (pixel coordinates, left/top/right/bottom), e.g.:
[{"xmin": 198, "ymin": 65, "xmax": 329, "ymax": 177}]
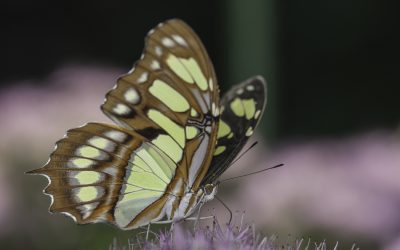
[{"xmin": 28, "ymin": 19, "xmax": 267, "ymax": 230}]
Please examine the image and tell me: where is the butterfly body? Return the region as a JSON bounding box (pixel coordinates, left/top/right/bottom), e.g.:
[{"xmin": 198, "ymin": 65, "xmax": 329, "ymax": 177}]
[
  {"xmin": 167, "ymin": 185, "xmax": 213, "ymax": 221},
  {"xmin": 28, "ymin": 19, "xmax": 266, "ymax": 230}
]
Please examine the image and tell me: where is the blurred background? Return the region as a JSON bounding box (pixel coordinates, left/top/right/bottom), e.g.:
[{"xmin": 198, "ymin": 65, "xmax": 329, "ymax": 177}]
[{"xmin": 1, "ymin": 0, "xmax": 399, "ymax": 249}]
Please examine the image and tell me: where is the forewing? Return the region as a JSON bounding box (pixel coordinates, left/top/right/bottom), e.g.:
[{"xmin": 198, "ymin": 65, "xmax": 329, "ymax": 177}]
[
  {"xmin": 101, "ymin": 19, "xmax": 220, "ymax": 190},
  {"xmin": 201, "ymin": 76, "xmax": 267, "ymax": 185}
]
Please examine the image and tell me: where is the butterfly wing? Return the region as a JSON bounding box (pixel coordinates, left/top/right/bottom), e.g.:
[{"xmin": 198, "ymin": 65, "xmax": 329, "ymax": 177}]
[
  {"xmin": 28, "ymin": 123, "xmax": 176, "ymax": 229},
  {"xmin": 29, "ymin": 19, "xmax": 220, "ymax": 229},
  {"xmin": 201, "ymin": 76, "xmax": 267, "ymax": 185},
  {"xmin": 101, "ymin": 19, "xmax": 220, "ymax": 190}
]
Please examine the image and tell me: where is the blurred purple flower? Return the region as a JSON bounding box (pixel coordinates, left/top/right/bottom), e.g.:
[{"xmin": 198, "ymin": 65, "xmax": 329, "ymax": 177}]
[
  {"xmin": 218, "ymin": 131, "xmax": 400, "ymax": 249},
  {"xmin": 111, "ymin": 218, "xmax": 344, "ymax": 250}
]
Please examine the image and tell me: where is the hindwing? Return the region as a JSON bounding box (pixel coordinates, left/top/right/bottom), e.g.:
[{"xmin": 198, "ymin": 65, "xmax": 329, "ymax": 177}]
[
  {"xmin": 29, "ymin": 123, "xmax": 177, "ymax": 229},
  {"xmin": 202, "ymin": 76, "xmax": 267, "ymax": 185}
]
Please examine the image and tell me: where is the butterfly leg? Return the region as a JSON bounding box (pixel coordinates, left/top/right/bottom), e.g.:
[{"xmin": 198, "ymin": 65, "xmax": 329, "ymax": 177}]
[
  {"xmin": 185, "ymin": 214, "xmax": 216, "ymax": 237},
  {"xmin": 184, "ymin": 215, "xmax": 215, "ymax": 222},
  {"xmin": 184, "ymin": 202, "xmax": 215, "ymax": 231},
  {"xmin": 215, "ymin": 195, "xmax": 233, "ymax": 224},
  {"xmin": 193, "ymin": 201, "xmax": 204, "ymax": 231},
  {"xmin": 170, "ymin": 221, "xmax": 175, "ymax": 247},
  {"xmin": 146, "ymin": 222, "xmax": 151, "ymax": 241}
]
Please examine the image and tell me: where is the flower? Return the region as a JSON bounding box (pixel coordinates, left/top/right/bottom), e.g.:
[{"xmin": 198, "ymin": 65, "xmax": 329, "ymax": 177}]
[{"xmin": 111, "ymin": 216, "xmax": 351, "ymax": 250}]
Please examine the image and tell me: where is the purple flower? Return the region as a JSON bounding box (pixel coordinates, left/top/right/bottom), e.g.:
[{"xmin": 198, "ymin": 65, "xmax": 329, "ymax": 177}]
[{"xmin": 111, "ymin": 217, "xmax": 351, "ymax": 250}]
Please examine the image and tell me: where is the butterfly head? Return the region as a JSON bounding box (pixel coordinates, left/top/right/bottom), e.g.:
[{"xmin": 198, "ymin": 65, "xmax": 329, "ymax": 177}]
[{"xmin": 202, "ymin": 183, "xmax": 218, "ymax": 202}]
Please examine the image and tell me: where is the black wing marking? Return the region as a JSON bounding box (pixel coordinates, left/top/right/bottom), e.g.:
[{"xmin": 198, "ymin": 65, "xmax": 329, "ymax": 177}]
[{"xmin": 201, "ymin": 76, "xmax": 267, "ymax": 185}]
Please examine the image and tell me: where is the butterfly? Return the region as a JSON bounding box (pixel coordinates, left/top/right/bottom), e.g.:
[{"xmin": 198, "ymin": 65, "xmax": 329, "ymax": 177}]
[{"xmin": 28, "ymin": 19, "xmax": 267, "ymax": 230}]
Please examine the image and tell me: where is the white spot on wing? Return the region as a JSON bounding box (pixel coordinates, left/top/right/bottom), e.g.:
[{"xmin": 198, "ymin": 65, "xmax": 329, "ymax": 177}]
[
  {"xmin": 236, "ymin": 88, "xmax": 244, "ymax": 95},
  {"xmin": 155, "ymin": 46, "xmax": 162, "ymax": 56},
  {"xmin": 104, "ymin": 130, "xmax": 127, "ymax": 142},
  {"xmin": 172, "ymin": 34, "xmax": 188, "ymax": 46},
  {"xmin": 124, "ymin": 88, "xmax": 140, "ymax": 104},
  {"xmin": 151, "ymin": 60, "xmax": 161, "ymax": 70},
  {"xmin": 245, "ymin": 127, "xmax": 254, "ymax": 136},
  {"xmin": 137, "ymin": 72, "xmax": 148, "ymax": 84},
  {"xmin": 113, "ymin": 103, "xmax": 131, "ymax": 115},
  {"xmin": 162, "ymin": 37, "xmax": 175, "ymax": 47},
  {"xmin": 246, "ymin": 85, "xmax": 255, "ymax": 91}
]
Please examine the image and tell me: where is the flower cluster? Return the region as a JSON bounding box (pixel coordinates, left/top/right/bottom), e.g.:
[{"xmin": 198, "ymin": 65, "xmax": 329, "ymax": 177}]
[{"xmin": 111, "ymin": 217, "xmax": 355, "ymax": 250}]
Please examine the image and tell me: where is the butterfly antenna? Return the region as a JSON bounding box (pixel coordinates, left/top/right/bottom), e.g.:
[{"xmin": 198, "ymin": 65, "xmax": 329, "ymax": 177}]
[
  {"xmin": 218, "ymin": 163, "xmax": 284, "ymax": 184},
  {"xmin": 229, "ymin": 141, "xmax": 259, "ymax": 167}
]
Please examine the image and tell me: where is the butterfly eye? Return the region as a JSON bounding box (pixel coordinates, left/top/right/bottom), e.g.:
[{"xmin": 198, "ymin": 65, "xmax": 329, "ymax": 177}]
[{"xmin": 204, "ymin": 184, "xmax": 215, "ymax": 195}]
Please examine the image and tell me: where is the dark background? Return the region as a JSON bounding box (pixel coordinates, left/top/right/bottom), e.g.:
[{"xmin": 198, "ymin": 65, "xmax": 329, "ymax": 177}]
[{"xmin": 1, "ymin": 0, "xmax": 398, "ymax": 141}]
